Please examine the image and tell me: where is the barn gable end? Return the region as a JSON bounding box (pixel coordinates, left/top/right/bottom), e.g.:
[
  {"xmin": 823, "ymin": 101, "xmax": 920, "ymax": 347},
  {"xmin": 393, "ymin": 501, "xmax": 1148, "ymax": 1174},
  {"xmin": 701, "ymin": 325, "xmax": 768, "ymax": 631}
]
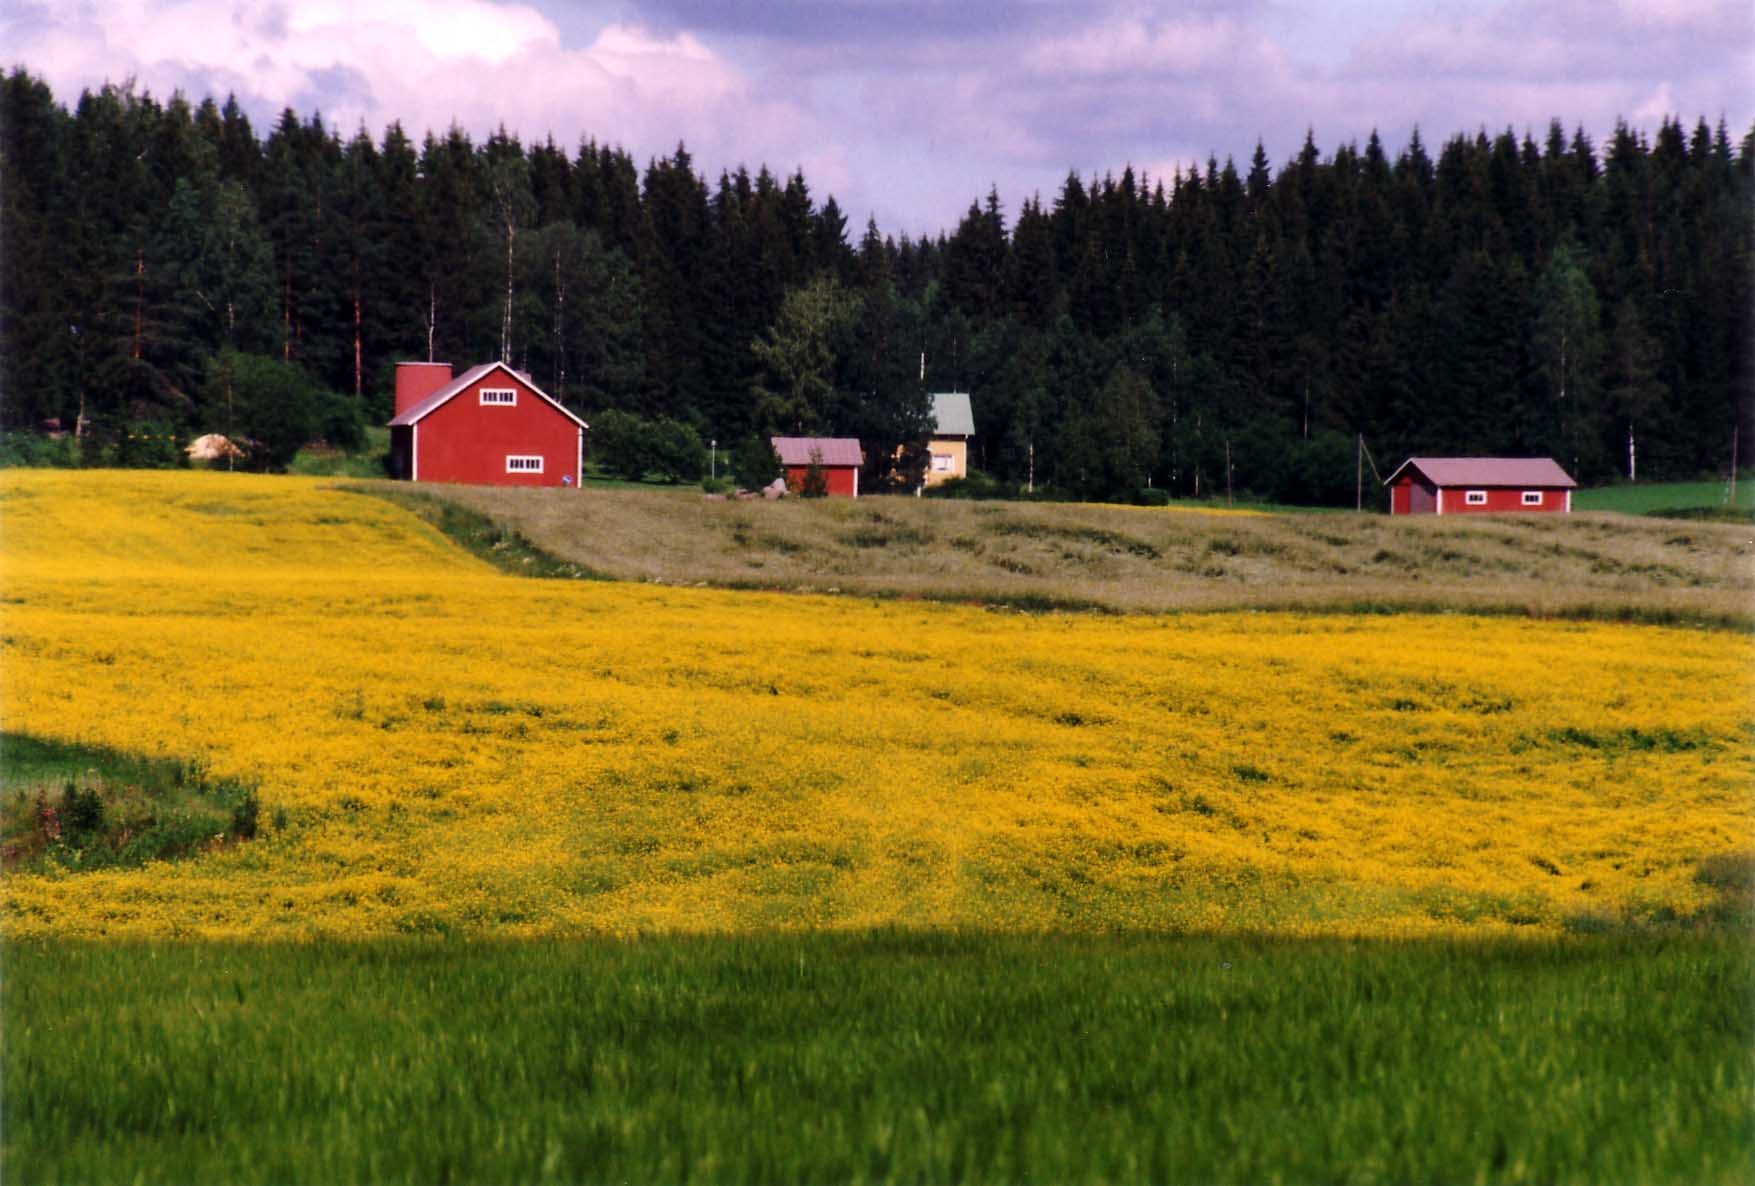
[{"xmin": 388, "ymin": 362, "xmax": 587, "ymax": 487}]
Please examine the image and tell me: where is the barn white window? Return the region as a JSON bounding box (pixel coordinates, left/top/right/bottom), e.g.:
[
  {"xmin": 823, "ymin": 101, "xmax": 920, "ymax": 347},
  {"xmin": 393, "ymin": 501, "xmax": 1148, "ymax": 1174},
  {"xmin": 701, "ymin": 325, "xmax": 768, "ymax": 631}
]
[
  {"xmin": 506, "ymin": 455, "xmax": 543, "ymax": 473},
  {"xmin": 480, "ymin": 388, "xmax": 517, "ymax": 406},
  {"xmin": 1464, "ymin": 490, "xmax": 1488, "ymax": 506},
  {"xmin": 1522, "ymin": 491, "xmax": 1544, "ymax": 506},
  {"xmin": 932, "ymin": 453, "xmax": 955, "ymax": 473}
]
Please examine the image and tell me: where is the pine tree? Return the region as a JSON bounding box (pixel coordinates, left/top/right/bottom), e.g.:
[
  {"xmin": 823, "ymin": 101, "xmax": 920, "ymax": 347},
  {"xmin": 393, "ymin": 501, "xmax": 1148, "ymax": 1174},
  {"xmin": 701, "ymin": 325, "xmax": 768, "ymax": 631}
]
[
  {"xmin": 371, "ymin": 122, "xmax": 426, "ymax": 395},
  {"xmin": 481, "ymin": 130, "xmax": 535, "ymax": 362},
  {"xmin": 1530, "ymin": 241, "xmax": 1604, "ymax": 468},
  {"xmin": 334, "ymin": 126, "xmax": 387, "ymax": 397},
  {"xmin": 750, "ymin": 276, "xmax": 858, "ymax": 433},
  {"xmin": 0, "ymin": 69, "xmax": 73, "ymax": 426},
  {"xmin": 1603, "ymin": 297, "xmax": 1670, "ymax": 480}
]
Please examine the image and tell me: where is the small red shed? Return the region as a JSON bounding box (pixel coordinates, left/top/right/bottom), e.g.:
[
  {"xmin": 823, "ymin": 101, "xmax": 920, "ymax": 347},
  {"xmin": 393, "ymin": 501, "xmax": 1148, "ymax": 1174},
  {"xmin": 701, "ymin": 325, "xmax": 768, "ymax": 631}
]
[
  {"xmin": 387, "ymin": 361, "xmax": 587, "ymax": 487},
  {"xmin": 1385, "ymin": 457, "xmax": 1576, "ymax": 515},
  {"xmin": 772, "ymin": 436, "xmax": 864, "ymax": 497}
]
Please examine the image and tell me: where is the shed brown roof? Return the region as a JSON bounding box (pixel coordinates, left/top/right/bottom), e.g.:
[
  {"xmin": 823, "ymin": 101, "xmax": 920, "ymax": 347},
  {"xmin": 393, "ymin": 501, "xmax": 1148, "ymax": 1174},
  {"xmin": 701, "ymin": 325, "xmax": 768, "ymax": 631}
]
[
  {"xmin": 1385, "ymin": 457, "xmax": 1577, "ymax": 489},
  {"xmin": 771, "ymin": 436, "xmax": 864, "ymax": 467}
]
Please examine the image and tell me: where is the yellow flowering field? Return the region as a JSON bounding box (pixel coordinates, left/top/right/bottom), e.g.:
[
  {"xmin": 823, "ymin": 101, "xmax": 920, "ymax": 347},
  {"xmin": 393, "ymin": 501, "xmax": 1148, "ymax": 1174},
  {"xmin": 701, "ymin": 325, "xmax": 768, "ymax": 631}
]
[{"xmin": 2, "ymin": 469, "xmax": 1749, "ymax": 939}]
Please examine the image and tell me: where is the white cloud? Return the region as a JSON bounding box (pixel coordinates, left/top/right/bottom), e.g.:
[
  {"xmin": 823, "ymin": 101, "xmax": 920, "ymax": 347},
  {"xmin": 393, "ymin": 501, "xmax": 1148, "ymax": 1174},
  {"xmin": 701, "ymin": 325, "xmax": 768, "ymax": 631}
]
[
  {"xmin": 1631, "ymin": 82, "xmax": 1678, "ymax": 125},
  {"xmin": 1022, "ymin": 14, "xmax": 1269, "ymax": 77},
  {"xmin": 2, "ymin": 0, "xmax": 840, "ymax": 187},
  {"xmin": 1614, "ymin": 0, "xmax": 1746, "ymax": 31}
]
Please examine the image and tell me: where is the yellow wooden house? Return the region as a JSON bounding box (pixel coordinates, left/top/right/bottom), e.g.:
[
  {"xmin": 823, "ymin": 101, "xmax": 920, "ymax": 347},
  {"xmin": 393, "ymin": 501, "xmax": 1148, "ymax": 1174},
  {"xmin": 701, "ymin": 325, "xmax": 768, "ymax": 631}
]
[{"xmin": 926, "ymin": 392, "xmax": 974, "ymax": 486}]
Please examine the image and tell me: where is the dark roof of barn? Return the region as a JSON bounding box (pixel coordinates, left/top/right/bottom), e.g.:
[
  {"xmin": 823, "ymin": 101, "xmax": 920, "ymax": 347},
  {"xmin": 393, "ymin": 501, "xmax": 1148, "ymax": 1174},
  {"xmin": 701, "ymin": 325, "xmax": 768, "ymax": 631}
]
[
  {"xmin": 389, "ymin": 361, "xmax": 587, "ymax": 429},
  {"xmin": 770, "ymin": 436, "xmax": 864, "ymax": 467},
  {"xmin": 1384, "ymin": 457, "xmax": 1577, "ymax": 489}
]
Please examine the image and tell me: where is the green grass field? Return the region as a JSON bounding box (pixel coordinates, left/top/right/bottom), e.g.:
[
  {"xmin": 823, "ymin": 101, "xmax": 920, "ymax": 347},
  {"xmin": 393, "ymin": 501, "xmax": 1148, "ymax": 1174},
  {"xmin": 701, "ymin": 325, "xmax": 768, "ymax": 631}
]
[
  {"xmin": 1574, "ymin": 477, "xmax": 1751, "ymax": 516},
  {"xmin": 5, "ymin": 934, "xmax": 1749, "ymax": 1186}
]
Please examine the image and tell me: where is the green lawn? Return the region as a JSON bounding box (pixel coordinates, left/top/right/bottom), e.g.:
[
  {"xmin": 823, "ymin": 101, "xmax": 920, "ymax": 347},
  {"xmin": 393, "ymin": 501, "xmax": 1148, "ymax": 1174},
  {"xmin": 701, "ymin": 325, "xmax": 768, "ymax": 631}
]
[
  {"xmin": 5, "ymin": 933, "xmax": 1749, "ymax": 1185},
  {"xmin": 1574, "ymin": 476, "xmax": 1751, "ymax": 516}
]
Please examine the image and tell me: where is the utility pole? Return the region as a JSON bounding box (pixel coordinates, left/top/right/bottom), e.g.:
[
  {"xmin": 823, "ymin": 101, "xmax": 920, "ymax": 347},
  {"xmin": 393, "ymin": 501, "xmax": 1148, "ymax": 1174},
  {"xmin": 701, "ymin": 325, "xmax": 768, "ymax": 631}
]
[
  {"xmin": 1356, "ymin": 433, "xmax": 1363, "ymax": 512},
  {"xmin": 1732, "ymin": 423, "xmax": 1740, "ymax": 507}
]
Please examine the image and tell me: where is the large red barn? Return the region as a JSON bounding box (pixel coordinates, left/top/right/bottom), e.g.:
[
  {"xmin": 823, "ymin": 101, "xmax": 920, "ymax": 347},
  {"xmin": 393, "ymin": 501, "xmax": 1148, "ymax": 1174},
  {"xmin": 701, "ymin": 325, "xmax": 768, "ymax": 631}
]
[
  {"xmin": 387, "ymin": 361, "xmax": 586, "ymax": 487},
  {"xmin": 1385, "ymin": 457, "xmax": 1576, "ymax": 515},
  {"xmin": 771, "ymin": 436, "xmax": 864, "ymax": 497}
]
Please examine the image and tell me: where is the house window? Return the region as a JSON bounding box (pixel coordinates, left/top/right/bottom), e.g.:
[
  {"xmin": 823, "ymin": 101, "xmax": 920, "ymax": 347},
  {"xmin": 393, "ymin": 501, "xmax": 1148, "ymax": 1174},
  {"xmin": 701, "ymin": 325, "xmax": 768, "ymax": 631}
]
[
  {"xmin": 480, "ymin": 388, "xmax": 517, "ymax": 406},
  {"xmin": 506, "ymin": 455, "xmax": 543, "ymax": 473},
  {"xmin": 1464, "ymin": 490, "xmax": 1488, "ymax": 506},
  {"xmin": 1522, "ymin": 491, "xmax": 1543, "ymax": 506},
  {"xmin": 932, "ymin": 453, "xmax": 955, "ymax": 473}
]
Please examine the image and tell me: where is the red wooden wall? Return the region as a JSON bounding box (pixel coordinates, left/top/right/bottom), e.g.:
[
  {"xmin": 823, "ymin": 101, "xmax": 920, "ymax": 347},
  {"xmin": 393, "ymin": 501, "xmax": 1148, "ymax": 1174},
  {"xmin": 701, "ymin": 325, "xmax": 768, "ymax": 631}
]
[
  {"xmin": 1390, "ymin": 477, "xmax": 1568, "ymax": 514},
  {"xmin": 1435, "ymin": 486, "xmax": 1568, "ymax": 514},
  {"xmin": 782, "ymin": 464, "xmax": 859, "ymax": 497},
  {"xmin": 411, "ymin": 371, "xmax": 580, "ymax": 487}
]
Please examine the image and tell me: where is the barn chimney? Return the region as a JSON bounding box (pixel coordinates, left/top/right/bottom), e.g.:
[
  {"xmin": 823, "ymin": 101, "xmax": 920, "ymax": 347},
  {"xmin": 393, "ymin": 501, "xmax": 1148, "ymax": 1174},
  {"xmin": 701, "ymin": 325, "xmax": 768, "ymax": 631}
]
[{"xmin": 394, "ymin": 361, "xmax": 453, "ymax": 417}]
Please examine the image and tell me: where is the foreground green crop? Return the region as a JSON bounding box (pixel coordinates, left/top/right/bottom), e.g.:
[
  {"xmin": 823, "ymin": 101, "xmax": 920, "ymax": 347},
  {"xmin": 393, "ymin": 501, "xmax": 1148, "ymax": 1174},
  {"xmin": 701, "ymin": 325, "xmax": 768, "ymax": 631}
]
[{"xmin": 5, "ymin": 933, "xmax": 1750, "ymax": 1185}]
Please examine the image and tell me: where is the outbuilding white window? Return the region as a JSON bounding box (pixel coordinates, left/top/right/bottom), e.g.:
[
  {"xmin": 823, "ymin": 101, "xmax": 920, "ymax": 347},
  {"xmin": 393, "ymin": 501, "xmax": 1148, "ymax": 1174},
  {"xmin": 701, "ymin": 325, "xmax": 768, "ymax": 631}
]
[
  {"xmin": 932, "ymin": 453, "xmax": 954, "ymax": 473},
  {"xmin": 480, "ymin": 388, "xmax": 517, "ymax": 406},
  {"xmin": 506, "ymin": 455, "xmax": 543, "ymax": 473},
  {"xmin": 1522, "ymin": 491, "xmax": 1544, "ymax": 506},
  {"xmin": 1464, "ymin": 490, "xmax": 1488, "ymax": 506}
]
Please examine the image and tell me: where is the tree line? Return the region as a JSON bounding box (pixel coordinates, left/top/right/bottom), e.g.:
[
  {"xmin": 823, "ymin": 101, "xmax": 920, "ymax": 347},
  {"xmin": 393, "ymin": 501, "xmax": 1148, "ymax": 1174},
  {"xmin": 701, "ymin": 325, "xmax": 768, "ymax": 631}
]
[{"xmin": 2, "ymin": 67, "xmax": 1750, "ymax": 499}]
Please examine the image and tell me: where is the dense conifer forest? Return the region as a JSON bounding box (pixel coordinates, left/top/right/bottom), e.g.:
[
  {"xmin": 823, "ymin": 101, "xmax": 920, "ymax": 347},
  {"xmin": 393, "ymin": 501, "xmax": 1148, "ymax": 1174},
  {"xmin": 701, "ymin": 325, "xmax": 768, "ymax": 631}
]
[{"xmin": 1, "ymin": 68, "xmax": 1749, "ymax": 499}]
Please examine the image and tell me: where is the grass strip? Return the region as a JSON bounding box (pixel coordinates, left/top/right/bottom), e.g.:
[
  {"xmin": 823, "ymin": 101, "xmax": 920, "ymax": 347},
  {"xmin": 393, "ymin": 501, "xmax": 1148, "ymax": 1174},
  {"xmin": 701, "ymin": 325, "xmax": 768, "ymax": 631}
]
[
  {"xmin": 357, "ymin": 482, "xmax": 1754, "ymax": 631},
  {"xmin": 0, "ymin": 734, "xmax": 261, "ymax": 873},
  {"xmin": 1649, "ymin": 505, "xmax": 1755, "ymax": 524},
  {"xmin": 339, "ymin": 484, "xmax": 609, "ymax": 580},
  {"xmin": 5, "ymin": 932, "xmax": 1750, "ymax": 1185}
]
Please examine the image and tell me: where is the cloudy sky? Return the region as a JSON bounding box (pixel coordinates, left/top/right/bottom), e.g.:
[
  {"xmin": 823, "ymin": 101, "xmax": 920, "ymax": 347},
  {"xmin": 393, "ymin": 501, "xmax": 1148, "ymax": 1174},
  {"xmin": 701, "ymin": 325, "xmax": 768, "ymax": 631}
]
[{"xmin": 4, "ymin": 0, "xmax": 1750, "ymax": 235}]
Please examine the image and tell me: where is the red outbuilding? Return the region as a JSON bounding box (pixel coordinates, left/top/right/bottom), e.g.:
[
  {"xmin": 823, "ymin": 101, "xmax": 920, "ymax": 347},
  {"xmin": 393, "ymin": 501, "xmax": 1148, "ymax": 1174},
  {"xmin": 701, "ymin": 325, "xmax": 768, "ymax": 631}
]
[
  {"xmin": 387, "ymin": 361, "xmax": 587, "ymax": 487},
  {"xmin": 1385, "ymin": 457, "xmax": 1577, "ymax": 515},
  {"xmin": 771, "ymin": 436, "xmax": 864, "ymax": 497}
]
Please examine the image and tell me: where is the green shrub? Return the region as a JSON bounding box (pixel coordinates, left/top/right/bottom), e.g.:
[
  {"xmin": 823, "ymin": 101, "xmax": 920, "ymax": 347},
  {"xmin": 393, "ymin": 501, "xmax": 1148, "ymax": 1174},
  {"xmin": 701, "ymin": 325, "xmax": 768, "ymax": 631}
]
[
  {"xmin": 203, "ymin": 351, "xmax": 354, "ymax": 472},
  {"xmin": 799, "ymin": 451, "xmax": 830, "ymax": 498},
  {"xmin": 112, "ymin": 420, "xmax": 185, "ymax": 469},
  {"xmin": 119, "ymin": 810, "xmax": 226, "ymax": 865},
  {"xmin": 588, "ymin": 410, "xmax": 646, "ymax": 480},
  {"xmin": 925, "ymin": 470, "xmax": 1009, "ymax": 500},
  {"xmin": 588, "ymin": 411, "xmax": 707, "ymax": 483},
  {"xmin": 731, "ymin": 435, "xmax": 782, "ymax": 490},
  {"xmin": 0, "ymin": 432, "xmax": 80, "ymax": 469},
  {"xmin": 229, "ymin": 789, "xmax": 260, "ymax": 841},
  {"xmin": 58, "ymin": 781, "xmax": 105, "ymax": 837}
]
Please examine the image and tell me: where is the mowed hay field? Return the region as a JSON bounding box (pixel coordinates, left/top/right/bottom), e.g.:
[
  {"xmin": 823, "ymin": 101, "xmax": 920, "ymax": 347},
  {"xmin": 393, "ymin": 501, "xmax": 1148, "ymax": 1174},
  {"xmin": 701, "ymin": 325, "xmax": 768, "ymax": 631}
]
[
  {"xmin": 4, "ymin": 469, "xmax": 1755, "ymax": 1185},
  {"xmin": 417, "ymin": 479, "xmax": 1755, "ymax": 623},
  {"xmin": 2, "ymin": 469, "xmax": 1751, "ymax": 939}
]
